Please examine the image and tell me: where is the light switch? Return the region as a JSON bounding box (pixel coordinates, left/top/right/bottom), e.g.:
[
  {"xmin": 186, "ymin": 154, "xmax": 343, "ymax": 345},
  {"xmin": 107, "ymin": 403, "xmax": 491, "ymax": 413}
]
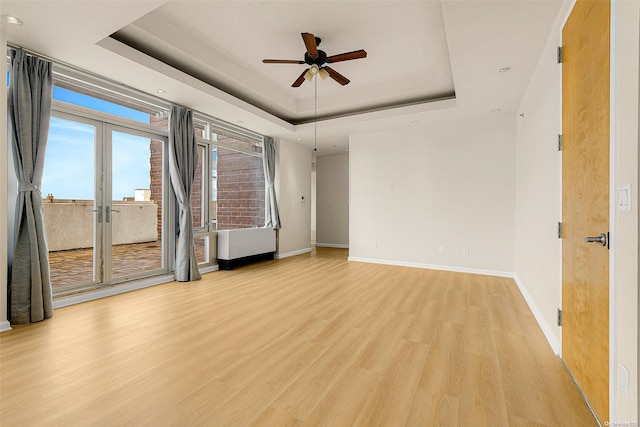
[
  {"xmin": 617, "ymin": 184, "xmax": 631, "ymax": 211},
  {"xmin": 619, "ymin": 363, "xmax": 630, "ymax": 397}
]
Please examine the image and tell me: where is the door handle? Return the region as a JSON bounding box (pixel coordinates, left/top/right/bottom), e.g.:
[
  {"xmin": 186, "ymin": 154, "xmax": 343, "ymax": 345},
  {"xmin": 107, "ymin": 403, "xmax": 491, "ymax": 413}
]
[
  {"xmin": 106, "ymin": 206, "xmax": 120, "ymax": 223},
  {"xmin": 584, "ymin": 233, "xmax": 607, "ymax": 247},
  {"xmin": 86, "ymin": 206, "xmax": 103, "ymax": 223}
]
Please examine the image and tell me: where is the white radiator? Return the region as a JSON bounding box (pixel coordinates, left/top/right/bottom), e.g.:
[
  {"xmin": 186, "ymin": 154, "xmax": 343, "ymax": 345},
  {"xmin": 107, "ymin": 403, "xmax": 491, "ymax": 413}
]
[{"xmin": 217, "ymin": 228, "xmax": 276, "ymax": 268}]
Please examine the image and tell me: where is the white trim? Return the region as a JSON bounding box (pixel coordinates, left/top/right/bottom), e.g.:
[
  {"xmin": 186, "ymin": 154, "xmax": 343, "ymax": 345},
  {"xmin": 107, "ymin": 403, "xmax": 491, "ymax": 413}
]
[
  {"xmin": 53, "ymin": 274, "xmax": 174, "ymax": 309},
  {"xmin": 275, "ymin": 247, "xmax": 312, "ymax": 259},
  {"xmin": 347, "ymin": 256, "xmax": 514, "ymax": 278},
  {"xmin": 514, "ymin": 274, "xmax": 562, "ymax": 355},
  {"xmin": 0, "ymin": 321, "xmax": 12, "ymax": 333},
  {"xmin": 0, "ymin": 37, "xmax": 10, "ymax": 333},
  {"xmin": 315, "ymin": 243, "xmax": 349, "ymax": 249},
  {"xmin": 609, "ymin": 0, "xmax": 619, "ymax": 420}
]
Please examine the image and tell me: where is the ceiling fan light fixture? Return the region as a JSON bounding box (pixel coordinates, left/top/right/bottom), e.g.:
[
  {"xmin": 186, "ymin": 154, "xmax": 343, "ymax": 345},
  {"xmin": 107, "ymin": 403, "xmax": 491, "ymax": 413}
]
[
  {"xmin": 305, "ymin": 64, "xmax": 320, "ymax": 81},
  {"xmin": 319, "ymin": 67, "xmax": 329, "ymax": 80},
  {"xmin": 304, "ymin": 71, "xmax": 313, "ymax": 81}
]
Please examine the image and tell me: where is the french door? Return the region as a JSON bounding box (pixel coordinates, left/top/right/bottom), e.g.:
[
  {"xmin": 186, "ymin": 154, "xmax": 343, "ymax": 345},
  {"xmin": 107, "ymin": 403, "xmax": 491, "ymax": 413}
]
[{"xmin": 44, "ymin": 112, "xmax": 169, "ymax": 296}]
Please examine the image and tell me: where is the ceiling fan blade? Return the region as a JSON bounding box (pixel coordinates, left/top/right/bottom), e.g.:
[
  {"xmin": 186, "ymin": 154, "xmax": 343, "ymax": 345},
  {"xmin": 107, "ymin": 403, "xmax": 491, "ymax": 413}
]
[
  {"xmin": 263, "ymin": 59, "xmax": 305, "ymax": 64},
  {"xmin": 323, "ymin": 66, "xmax": 350, "ymax": 86},
  {"xmin": 301, "ymin": 32, "xmax": 318, "ymax": 57},
  {"xmin": 292, "ymin": 68, "xmax": 309, "ymax": 87},
  {"xmin": 326, "ymin": 49, "xmax": 368, "ymax": 63}
]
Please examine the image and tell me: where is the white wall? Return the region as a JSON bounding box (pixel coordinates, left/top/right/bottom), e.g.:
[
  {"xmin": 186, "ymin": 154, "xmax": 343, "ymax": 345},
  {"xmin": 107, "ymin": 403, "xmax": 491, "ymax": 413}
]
[
  {"xmin": 612, "ymin": 0, "xmax": 639, "ymax": 421},
  {"xmin": 0, "ymin": 25, "xmax": 10, "ymax": 332},
  {"xmin": 513, "ymin": 1, "xmax": 567, "ymax": 355},
  {"xmin": 349, "ymin": 115, "xmax": 516, "ymax": 275},
  {"xmin": 274, "ymin": 139, "xmax": 312, "ymax": 258},
  {"xmin": 316, "ymin": 154, "xmax": 349, "ymax": 248}
]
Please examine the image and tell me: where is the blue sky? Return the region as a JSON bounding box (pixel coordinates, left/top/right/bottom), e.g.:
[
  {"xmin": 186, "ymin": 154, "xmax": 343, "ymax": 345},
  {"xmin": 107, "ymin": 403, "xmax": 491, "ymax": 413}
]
[{"xmin": 40, "ymin": 87, "xmax": 152, "ymax": 201}]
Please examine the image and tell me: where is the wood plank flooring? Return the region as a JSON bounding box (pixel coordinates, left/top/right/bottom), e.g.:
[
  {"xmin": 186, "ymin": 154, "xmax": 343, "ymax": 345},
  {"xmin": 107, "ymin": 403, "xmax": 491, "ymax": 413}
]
[{"xmin": 0, "ymin": 247, "xmax": 597, "ymax": 426}]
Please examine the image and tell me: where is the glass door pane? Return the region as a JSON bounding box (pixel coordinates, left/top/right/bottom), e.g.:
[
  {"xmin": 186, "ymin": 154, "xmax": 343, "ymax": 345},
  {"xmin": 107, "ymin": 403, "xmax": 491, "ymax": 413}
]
[
  {"xmin": 109, "ymin": 130, "xmax": 164, "ymax": 281},
  {"xmin": 42, "ymin": 116, "xmax": 98, "ymax": 294}
]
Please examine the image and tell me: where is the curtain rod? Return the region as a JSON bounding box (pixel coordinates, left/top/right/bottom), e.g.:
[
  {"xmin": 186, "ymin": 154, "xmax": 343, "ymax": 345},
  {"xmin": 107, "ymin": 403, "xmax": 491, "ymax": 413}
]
[
  {"xmin": 7, "ymin": 43, "xmax": 56, "ymax": 63},
  {"xmin": 6, "ymin": 42, "xmax": 170, "ymax": 112}
]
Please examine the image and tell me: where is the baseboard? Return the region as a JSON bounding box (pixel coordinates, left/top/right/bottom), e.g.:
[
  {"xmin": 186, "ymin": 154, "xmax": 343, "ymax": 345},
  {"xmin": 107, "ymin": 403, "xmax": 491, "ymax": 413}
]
[
  {"xmin": 275, "ymin": 247, "xmax": 312, "ymax": 259},
  {"xmin": 0, "ymin": 320, "xmax": 12, "ymax": 333},
  {"xmin": 347, "ymin": 256, "xmax": 514, "ymax": 278},
  {"xmin": 315, "ymin": 243, "xmax": 349, "ymax": 249},
  {"xmin": 513, "ymin": 273, "xmax": 561, "ymax": 356}
]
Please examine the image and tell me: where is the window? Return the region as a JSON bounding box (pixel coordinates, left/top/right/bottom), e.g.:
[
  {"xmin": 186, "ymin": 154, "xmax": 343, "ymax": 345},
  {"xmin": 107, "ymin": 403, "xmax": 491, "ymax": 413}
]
[
  {"xmin": 8, "ymin": 47, "xmax": 269, "ymax": 284},
  {"xmin": 52, "ymin": 72, "xmax": 168, "ymax": 129},
  {"xmin": 215, "ymin": 143, "xmax": 265, "ymax": 230},
  {"xmin": 193, "ymin": 119, "xmax": 266, "ymax": 234}
]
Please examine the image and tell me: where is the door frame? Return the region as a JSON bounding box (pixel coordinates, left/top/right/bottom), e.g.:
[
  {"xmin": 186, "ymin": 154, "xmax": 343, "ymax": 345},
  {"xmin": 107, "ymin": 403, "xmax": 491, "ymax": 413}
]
[{"xmin": 48, "ymin": 108, "xmax": 171, "ymax": 293}]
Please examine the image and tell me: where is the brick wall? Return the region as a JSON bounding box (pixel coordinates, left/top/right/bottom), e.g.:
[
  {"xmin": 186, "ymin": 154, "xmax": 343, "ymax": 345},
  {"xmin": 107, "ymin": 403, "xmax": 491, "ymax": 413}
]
[
  {"xmin": 149, "ymin": 115, "xmax": 167, "ymax": 239},
  {"xmin": 216, "ymin": 146, "xmax": 265, "ymax": 230},
  {"xmin": 191, "ymin": 151, "xmax": 203, "ymax": 227},
  {"xmin": 149, "ymin": 139, "xmax": 163, "ymax": 239}
]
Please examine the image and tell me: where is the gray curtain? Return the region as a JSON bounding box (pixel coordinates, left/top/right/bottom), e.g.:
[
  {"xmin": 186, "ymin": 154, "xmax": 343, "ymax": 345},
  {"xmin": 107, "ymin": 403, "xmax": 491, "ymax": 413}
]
[
  {"xmin": 263, "ymin": 137, "xmax": 281, "ymax": 229},
  {"xmin": 168, "ymin": 105, "xmax": 201, "ymax": 282},
  {"xmin": 8, "ymin": 50, "xmax": 54, "ymax": 324}
]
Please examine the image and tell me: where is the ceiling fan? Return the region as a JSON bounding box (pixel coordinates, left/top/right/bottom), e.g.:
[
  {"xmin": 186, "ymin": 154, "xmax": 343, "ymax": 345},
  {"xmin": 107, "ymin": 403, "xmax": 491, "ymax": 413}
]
[{"xmin": 263, "ymin": 32, "xmax": 367, "ymax": 87}]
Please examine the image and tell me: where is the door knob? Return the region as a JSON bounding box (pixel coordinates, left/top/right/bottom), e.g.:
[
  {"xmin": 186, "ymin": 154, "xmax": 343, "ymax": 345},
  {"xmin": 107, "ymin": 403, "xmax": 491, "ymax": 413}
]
[{"xmin": 584, "ymin": 233, "xmax": 607, "ymax": 246}]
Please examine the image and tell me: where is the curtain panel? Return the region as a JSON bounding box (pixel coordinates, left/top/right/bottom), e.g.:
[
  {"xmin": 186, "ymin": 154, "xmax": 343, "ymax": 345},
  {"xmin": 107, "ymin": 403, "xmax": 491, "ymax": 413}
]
[
  {"xmin": 263, "ymin": 137, "xmax": 281, "ymax": 229},
  {"xmin": 168, "ymin": 105, "xmax": 201, "ymax": 282},
  {"xmin": 8, "ymin": 50, "xmax": 54, "ymax": 324}
]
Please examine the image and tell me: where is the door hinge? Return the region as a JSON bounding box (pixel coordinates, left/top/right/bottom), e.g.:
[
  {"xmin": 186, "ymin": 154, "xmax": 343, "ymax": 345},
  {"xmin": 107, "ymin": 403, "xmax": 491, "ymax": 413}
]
[
  {"xmin": 558, "ymin": 134, "xmax": 563, "ymax": 151},
  {"xmin": 558, "ymin": 222, "xmax": 563, "ymax": 239},
  {"xmin": 557, "ymin": 309, "xmax": 562, "ymax": 326},
  {"xmin": 557, "ymin": 46, "xmax": 563, "ymax": 64}
]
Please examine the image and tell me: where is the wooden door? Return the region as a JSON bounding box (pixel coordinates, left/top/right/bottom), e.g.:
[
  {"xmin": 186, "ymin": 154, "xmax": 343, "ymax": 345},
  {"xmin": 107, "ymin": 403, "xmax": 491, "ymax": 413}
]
[{"xmin": 562, "ymin": 0, "xmax": 610, "ymax": 424}]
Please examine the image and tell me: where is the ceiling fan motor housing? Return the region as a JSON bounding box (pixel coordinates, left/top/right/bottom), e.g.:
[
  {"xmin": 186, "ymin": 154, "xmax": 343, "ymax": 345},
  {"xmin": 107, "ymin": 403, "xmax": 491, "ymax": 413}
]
[{"xmin": 305, "ymin": 50, "xmax": 327, "ymax": 66}]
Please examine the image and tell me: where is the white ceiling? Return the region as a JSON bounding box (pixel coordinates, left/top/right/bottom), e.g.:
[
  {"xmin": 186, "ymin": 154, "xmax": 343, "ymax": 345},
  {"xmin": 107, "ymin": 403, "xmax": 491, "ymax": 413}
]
[{"xmin": 1, "ymin": 0, "xmax": 563, "ymax": 156}]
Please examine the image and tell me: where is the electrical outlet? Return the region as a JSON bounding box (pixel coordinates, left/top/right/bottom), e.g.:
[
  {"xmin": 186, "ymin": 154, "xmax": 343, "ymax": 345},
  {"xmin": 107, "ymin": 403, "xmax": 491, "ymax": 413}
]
[
  {"xmin": 619, "ymin": 364, "xmax": 630, "ymax": 397},
  {"xmin": 463, "ymin": 248, "xmax": 469, "ymax": 255},
  {"xmin": 438, "ymin": 246, "xmax": 444, "ymax": 254}
]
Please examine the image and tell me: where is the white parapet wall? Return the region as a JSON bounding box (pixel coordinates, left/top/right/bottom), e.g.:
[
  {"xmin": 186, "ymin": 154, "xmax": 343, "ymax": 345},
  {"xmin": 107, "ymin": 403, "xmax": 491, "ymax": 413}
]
[{"xmin": 43, "ymin": 200, "xmax": 158, "ymax": 251}]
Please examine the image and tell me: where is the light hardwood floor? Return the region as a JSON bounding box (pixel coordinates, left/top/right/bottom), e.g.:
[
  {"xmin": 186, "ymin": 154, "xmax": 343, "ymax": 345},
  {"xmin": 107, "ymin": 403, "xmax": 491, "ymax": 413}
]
[{"xmin": 0, "ymin": 247, "xmax": 597, "ymax": 426}]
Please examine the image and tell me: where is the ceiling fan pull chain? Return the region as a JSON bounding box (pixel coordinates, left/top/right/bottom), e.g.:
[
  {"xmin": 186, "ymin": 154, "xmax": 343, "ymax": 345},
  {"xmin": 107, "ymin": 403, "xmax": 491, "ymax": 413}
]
[{"xmin": 314, "ymin": 76, "xmax": 318, "ymax": 152}]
